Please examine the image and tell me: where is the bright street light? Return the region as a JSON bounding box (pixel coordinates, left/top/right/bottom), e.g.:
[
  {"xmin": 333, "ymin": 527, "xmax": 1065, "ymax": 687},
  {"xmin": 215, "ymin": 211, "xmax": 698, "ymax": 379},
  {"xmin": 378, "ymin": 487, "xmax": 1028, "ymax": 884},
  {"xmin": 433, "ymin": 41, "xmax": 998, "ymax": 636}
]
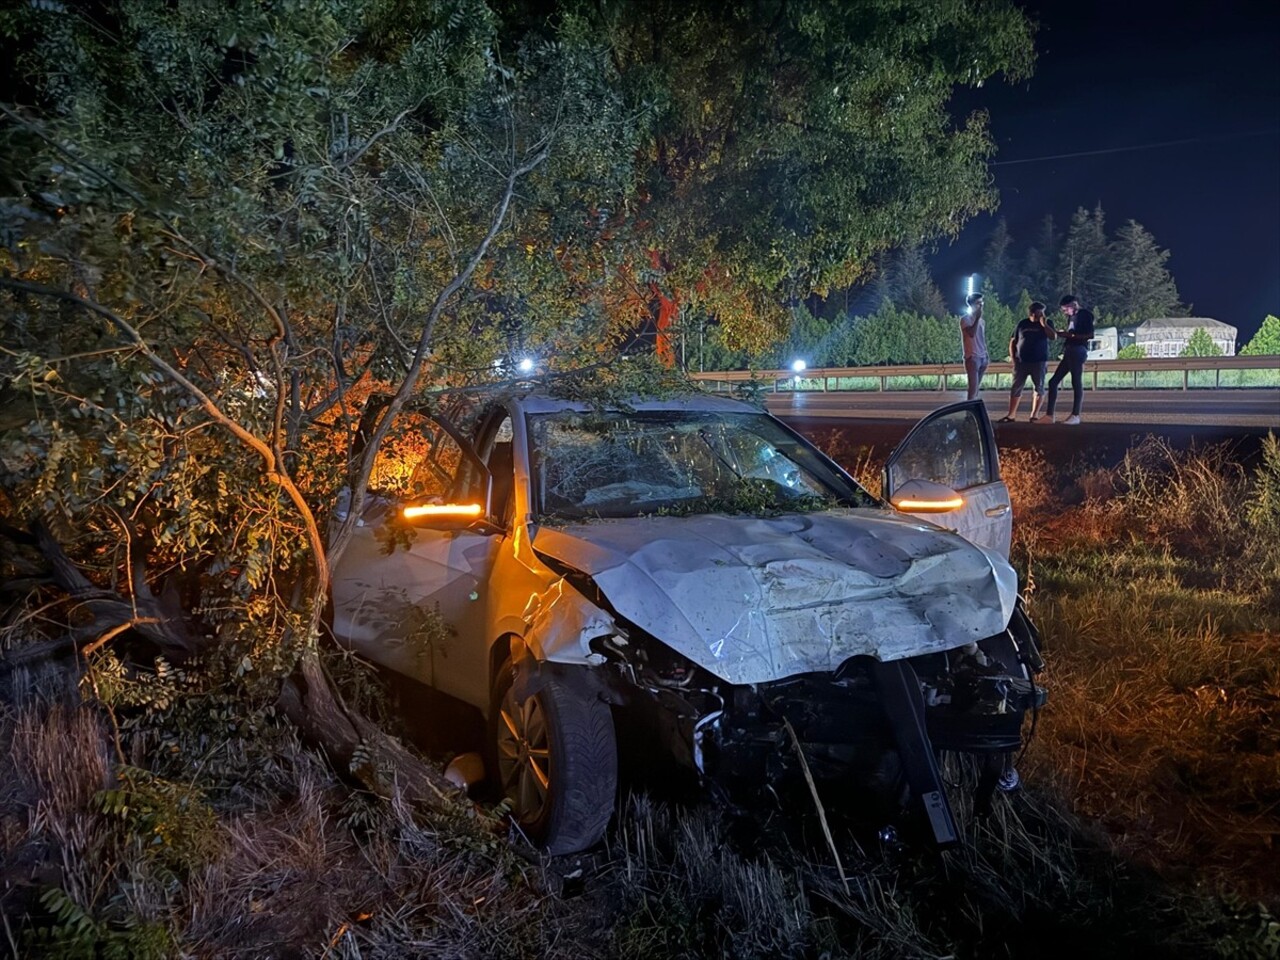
[
  {"xmin": 791, "ymin": 359, "xmax": 807, "ymax": 374},
  {"xmin": 517, "ymin": 357, "xmax": 535, "ymax": 374}
]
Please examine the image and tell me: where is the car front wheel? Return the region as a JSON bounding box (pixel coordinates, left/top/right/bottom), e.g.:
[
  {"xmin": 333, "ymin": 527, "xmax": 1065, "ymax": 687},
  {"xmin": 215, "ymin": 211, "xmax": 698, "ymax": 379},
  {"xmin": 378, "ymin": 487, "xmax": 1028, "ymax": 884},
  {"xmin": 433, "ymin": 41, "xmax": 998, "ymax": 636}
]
[{"xmin": 490, "ymin": 659, "xmax": 617, "ymax": 855}]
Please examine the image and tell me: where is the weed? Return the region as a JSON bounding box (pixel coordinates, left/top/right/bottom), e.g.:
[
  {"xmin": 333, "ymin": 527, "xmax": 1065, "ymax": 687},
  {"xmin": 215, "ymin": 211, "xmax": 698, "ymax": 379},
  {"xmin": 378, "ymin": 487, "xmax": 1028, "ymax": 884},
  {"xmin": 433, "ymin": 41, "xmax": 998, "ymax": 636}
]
[
  {"xmin": 806, "ymin": 428, "xmax": 883, "ymax": 496},
  {"xmin": 97, "ymin": 766, "xmax": 222, "ymax": 878},
  {"xmin": 26, "ymin": 886, "xmax": 173, "ymax": 960}
]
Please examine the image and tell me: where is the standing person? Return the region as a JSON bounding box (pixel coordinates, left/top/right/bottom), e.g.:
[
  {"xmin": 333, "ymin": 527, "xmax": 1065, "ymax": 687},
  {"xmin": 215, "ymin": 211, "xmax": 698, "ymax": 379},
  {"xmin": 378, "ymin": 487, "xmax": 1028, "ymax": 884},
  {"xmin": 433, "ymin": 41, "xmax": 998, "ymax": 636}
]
[
  {"xmin": 960, "ymin": 292, "xmax": 988, "ymax": 400},
  {"xmin": 1047, "ymin": 294, "xmax": 1095, "ymax": 424},
  {"xmin": 997, "ymin": 301, "xmax": 1057, "ymax": 423}
]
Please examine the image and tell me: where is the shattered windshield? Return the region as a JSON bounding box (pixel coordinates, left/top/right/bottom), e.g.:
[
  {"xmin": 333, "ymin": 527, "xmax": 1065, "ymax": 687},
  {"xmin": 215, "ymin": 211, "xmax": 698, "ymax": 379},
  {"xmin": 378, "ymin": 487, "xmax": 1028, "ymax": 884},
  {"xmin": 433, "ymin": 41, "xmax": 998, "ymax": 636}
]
[{"xmin": 529, "ymin": 411, "xmax": 876, "ymax": 520}]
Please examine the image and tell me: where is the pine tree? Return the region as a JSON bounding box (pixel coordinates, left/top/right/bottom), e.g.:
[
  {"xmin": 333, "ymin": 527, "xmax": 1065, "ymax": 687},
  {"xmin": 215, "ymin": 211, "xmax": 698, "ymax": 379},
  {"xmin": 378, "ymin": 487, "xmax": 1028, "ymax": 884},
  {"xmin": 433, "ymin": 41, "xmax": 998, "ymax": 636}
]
[
  {"xmin": 1013, "ymin": 215, "xmax": 1061, "ymax": 302},
  {"xmin": 869, "ymin": 245, "xmax": 948, "ymax": 319},
  {"xmin": 983, "ymin": 219, "xmax": 1017, "ymax": 302},
  {"xmin": 1107, "ymin": 220, "xmax": 1182, "ymax": 321},
  {"xmin": 1057, "ymin": 204, "xmax": 1109, "ymax": 307}
]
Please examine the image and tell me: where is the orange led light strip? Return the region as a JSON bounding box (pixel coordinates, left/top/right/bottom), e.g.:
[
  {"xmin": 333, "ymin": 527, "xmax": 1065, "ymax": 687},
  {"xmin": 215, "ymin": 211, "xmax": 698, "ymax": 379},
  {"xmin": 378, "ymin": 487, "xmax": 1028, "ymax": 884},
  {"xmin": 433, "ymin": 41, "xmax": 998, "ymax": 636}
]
[
  {"xmin": 895, "ymin": 497, "xmax": 964, "ymax": 512},
  {"xmin": 402, "ymin": 502, "xmax": 484, "ymax": 520}
]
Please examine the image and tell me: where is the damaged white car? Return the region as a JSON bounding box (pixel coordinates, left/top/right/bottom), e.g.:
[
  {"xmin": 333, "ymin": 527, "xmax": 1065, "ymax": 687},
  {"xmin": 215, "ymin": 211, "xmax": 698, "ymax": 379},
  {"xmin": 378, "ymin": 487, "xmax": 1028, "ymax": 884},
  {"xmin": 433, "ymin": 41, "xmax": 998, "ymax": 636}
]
[{"xmin": 330, "ymin": 393, "xmax": 1045, "ymax": 854}]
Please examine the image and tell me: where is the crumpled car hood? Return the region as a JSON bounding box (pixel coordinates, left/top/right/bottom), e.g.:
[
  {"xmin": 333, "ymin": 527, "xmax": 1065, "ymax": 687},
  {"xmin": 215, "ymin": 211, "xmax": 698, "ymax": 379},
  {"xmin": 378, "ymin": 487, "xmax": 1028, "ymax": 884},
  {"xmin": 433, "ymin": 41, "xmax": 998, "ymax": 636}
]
[{"xmin": 532, "ymin": 510, "xmax": 1018, "ymax": 685}]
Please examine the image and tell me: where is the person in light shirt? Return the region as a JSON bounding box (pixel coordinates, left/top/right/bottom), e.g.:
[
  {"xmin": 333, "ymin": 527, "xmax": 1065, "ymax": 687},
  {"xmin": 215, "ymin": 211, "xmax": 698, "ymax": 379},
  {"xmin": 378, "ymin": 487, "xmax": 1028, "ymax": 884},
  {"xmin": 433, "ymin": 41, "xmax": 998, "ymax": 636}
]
[{"xmin": 960, "ymin": 292, "xmax": 988, "ymax": 401}]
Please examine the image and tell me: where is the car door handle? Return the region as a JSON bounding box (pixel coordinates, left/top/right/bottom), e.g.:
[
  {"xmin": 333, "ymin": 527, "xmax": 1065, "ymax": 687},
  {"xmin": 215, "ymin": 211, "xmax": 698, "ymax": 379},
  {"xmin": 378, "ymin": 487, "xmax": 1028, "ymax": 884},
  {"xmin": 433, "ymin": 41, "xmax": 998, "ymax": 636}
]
[{"xmin": 984, "ymin": 504, "xmax": 1011, "ymax": 517}]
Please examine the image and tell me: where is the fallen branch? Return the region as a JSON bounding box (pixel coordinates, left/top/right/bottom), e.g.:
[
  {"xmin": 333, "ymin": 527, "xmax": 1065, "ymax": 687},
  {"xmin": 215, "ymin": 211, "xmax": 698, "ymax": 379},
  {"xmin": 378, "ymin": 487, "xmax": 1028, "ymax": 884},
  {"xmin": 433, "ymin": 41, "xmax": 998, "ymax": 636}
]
[
  {"xmin": 784, "ymin": 717, "xmax": 851, "ymax": 896},
  {"xmin": 30, "ymin": 519, "xmax": 199, "ymax": 658},
  {"xmin": 80, "ymin": 618, "xmax": 159, "ymax": 658}
]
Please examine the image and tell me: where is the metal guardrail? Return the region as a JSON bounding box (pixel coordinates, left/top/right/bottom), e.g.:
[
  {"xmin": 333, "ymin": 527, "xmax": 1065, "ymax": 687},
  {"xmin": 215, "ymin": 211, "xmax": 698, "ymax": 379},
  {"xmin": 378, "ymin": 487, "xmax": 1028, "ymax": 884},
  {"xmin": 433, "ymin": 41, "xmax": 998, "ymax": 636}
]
[{"xmin": 691, "ymin": 356, "xmax": 1280, "ymax": 392}]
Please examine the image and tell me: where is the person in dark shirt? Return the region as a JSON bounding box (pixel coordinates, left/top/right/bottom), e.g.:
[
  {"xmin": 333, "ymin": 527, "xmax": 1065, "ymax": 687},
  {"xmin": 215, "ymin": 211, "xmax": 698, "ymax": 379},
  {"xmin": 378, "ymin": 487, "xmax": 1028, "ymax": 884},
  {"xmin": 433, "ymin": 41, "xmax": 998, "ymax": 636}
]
[
  {"xmin": 998, "ymin": 301, "xmax": 1057, "ymax": 422},
  {"xmin": 1047, "ymin": 294, "xmax": 1095, "ymax": 424}
]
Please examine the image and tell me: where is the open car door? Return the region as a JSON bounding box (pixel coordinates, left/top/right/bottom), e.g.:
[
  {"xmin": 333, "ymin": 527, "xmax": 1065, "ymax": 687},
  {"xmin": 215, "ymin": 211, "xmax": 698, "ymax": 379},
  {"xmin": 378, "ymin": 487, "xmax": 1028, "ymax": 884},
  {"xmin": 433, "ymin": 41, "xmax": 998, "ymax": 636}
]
[{"xmin": 883, "ymin": 400, "xmax": 1012, "ymax": 557}]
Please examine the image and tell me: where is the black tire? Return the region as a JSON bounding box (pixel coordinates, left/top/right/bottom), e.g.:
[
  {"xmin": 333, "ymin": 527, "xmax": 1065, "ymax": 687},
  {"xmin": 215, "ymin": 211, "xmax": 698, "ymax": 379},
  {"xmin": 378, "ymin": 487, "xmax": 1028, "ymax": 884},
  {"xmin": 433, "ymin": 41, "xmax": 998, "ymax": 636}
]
[{"xmin": 489, "ymin": 659, "xmax": 617, "ymax": 855}]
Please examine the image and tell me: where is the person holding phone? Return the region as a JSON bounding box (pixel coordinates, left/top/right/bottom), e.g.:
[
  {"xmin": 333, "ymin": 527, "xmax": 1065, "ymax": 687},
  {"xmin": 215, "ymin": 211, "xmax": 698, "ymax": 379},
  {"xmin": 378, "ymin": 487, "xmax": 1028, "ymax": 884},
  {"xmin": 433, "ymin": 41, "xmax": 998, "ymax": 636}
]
[
  {"xmin": 998, "ymin": 301, "xmax": 1057, "ymax": 423},
  {"xmin": 960, "ymin": 292, "xmax": 988, "ymax": 400},
  {"xmin": 1046, "ymin": 294, "xmax": 1095, "ymax": 424}
]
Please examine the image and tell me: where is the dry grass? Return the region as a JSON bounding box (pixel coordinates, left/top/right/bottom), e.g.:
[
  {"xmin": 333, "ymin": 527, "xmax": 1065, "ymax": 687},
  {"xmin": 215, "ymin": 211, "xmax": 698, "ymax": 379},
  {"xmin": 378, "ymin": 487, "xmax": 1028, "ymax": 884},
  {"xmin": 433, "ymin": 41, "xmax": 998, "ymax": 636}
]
[
  {"xmin": 4, "ymin": 434, "xmax": 1280, "ymax": 957},
  {"xmin": 807, "ymin": 428, "xmax": 884, "ymax": 497},
  {"xmin": 1018, "ymin": 435, "xmax": 1280, "ymax": 901},
  {"xmin": 1, "ymin": 705, "xmax": 115, "ymax": 917},
  {"xmin": 606, "ymin": 796, "xmax": 820, "ymax": 959},
  {"xmin": 0, "ymin": 701, "xmax": 604, "ymax": 959}
]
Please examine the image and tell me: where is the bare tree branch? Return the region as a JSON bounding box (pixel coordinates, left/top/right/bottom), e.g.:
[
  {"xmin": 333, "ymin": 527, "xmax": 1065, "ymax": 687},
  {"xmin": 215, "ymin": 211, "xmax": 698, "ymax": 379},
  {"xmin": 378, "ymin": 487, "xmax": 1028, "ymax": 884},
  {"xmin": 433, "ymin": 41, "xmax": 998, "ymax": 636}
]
[
  {"xmin": 331, "ymin": 145, "xmax": 551, "ymax": 562},
  {"xmin": 336, "ymin": 100, "xmax": 426, "ymax": 170}
]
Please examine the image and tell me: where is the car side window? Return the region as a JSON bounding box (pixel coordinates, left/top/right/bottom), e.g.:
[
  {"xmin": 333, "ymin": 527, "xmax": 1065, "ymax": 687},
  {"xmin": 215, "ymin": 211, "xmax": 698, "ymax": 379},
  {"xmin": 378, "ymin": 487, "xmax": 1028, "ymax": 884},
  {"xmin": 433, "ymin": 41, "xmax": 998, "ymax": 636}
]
[
  {"xmin": 476, "ymin": 414, "xmax": 516, "ymax": 523},
  {"xmin": 369, "ymin": 411, "xmax": 472, "ymax": 502},
  {"xmin": 887, "ymin": 409, "xmax": 991, "ymax": 493}
]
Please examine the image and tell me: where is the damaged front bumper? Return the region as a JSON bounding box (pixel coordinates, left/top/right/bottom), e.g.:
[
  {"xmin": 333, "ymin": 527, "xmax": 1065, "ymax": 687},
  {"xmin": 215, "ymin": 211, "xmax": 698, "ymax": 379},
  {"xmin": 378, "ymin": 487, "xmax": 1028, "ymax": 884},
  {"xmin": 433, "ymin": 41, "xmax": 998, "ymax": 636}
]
[{"xmin": 596, "ymin": 608, "xmax": 1047, "ymax": 847}]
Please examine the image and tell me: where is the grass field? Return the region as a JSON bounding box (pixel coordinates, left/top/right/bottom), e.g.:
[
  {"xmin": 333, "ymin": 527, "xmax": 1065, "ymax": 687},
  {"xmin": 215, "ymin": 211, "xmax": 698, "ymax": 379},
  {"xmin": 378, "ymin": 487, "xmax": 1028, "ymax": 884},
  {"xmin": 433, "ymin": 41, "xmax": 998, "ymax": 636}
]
[{"xmin": 2, "ymin": 435, "xmax": 1278, "ymax": 958}]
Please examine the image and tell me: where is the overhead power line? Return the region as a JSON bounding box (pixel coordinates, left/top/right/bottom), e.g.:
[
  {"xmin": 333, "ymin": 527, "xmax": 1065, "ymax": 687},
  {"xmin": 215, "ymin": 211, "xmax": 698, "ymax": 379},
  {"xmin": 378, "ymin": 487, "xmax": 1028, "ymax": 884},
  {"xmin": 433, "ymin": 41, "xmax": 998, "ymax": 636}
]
[{"xmin": 990, "ymin": 129, "xmax": 1279, "ymax": 166}]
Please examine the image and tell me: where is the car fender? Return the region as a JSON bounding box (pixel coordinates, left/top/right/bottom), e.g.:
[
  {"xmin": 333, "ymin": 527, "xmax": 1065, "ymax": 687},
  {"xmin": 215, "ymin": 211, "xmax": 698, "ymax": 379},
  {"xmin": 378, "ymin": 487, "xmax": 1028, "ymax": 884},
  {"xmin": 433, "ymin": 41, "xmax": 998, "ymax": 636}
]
[
  {"xmin": 508, "ymin": 633, "xmax": 620, "ymax": 706},
  {"xmin": 520, "ymin": 576, "xmax": 616, "ymax": 664}
]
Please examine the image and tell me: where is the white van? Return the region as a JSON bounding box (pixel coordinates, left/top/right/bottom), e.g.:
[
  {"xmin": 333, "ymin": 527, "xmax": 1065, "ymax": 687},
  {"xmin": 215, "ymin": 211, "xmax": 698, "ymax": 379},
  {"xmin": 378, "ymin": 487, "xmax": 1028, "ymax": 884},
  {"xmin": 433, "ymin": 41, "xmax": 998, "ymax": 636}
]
[{"xmin": 1086, "ymin": 326, "xmax": 1118, "ymax": 360}]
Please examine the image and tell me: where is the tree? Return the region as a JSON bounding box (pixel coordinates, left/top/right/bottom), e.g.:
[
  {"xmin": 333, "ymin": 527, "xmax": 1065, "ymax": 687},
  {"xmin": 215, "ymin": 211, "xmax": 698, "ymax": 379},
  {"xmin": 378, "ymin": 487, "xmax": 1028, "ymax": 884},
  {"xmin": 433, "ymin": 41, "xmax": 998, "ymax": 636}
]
[
  {"xmin": 992, "ymin": 207, "xmax": 1186, "ymax": 320},
  {"xmin": 576, "ymin": 0, "xmax": 1034, "ymax": 350},
  {"xmin": 982, "ymin": 218, "xmax": 1017, "ymax": 303},
  {"xmin": 1117, "ymin": 343, "xmax": 1146, "ymax": 359},
  {"xmin": 0, "ymin": 0, "xmax": 640, "ymax": 804},
  {"xmin": 1057, "ymin": 204, "xmax": 1109, "ymax": 307},
  {"xmin": 978, "ymin": 289, "xmax": 1019, "ymax": 363},
  {"xmin": 847, "ymin": 302, "xmax": 910, "ymax": 366},
  {"xmin": 696, "ymin": 317, "xmax": 752, "ymax": 371},
  {"xmin": 842, "ymin": 301, "xmax": 957, "ymax": 366},
  {"xmin": 766, "ymin": 305, "xmax": 848, "ymax": 368},
  {"xmin": 1181, "ymin": 327, "xmax": 1223, "ymax": 357},
  {"xmin": 1105, "ymin": 220, "xmax": 1182, "ymax": 320},
  {"xmin": 1241, "ymin": 315, "xmax": 1280, "ymax": 355},
  {"xmin": 869, "ymin": 244, "xmax": 948, "ymax": 320},
  {"xmin": 1012, "ymin": 214, "xmax": 1061, "ymax": 302}
]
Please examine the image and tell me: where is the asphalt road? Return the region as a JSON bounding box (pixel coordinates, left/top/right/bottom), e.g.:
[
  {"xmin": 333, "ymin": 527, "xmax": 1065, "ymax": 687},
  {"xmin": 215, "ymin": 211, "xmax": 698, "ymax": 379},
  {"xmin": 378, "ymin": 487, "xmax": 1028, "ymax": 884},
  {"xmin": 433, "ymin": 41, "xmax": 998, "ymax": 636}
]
[{"xmin": 767, "ymin": 388, "xmax": 1280, "ymax": 429}]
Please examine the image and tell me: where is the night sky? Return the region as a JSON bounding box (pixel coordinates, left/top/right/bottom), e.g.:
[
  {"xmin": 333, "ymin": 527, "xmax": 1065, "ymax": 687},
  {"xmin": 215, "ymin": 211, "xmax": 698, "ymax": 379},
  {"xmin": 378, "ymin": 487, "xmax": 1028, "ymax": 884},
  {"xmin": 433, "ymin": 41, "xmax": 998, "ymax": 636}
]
[{"xmin": 934, "ymin": 0, "xmax": 1280, "ymax": 344}]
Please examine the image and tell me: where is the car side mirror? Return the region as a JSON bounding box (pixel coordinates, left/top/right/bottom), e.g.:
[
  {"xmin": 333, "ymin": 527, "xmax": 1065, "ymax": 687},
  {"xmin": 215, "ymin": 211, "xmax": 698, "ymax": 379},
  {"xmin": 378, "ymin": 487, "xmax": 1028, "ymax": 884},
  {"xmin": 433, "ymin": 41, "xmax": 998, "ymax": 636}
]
[
  {"xmin": 889, "ymin": 478, "xmax": 964, "ymax": 514},
  {"xmin": 399, "ymin": 501, "xmax": 502, "ymax": 533}
]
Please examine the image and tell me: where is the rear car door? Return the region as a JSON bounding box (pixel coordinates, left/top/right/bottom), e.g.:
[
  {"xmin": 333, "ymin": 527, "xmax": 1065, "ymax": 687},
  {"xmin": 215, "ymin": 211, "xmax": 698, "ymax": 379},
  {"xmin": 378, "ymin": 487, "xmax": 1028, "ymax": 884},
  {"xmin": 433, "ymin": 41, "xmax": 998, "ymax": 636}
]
[{"xmin": 883, "ymin": 400, "xmax": 1012, "ymax": 557}]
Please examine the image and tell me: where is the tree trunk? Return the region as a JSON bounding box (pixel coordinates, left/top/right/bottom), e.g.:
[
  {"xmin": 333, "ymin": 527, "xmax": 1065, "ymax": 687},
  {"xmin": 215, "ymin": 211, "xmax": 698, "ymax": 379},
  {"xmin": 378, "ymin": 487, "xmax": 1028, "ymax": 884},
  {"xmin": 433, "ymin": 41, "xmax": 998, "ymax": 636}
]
[{"xmin": 280, "ymin": 645, "xmax": 466, "ymax": 808}]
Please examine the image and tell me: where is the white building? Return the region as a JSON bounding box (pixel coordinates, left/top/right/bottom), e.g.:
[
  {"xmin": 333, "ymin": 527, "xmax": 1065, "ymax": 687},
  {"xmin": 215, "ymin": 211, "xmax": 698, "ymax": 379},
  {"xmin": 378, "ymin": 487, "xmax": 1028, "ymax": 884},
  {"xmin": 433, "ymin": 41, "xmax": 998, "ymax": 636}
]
[{"xmin": 1132, "ymin": 318, "xmax": 1236, "ymax": 357}]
